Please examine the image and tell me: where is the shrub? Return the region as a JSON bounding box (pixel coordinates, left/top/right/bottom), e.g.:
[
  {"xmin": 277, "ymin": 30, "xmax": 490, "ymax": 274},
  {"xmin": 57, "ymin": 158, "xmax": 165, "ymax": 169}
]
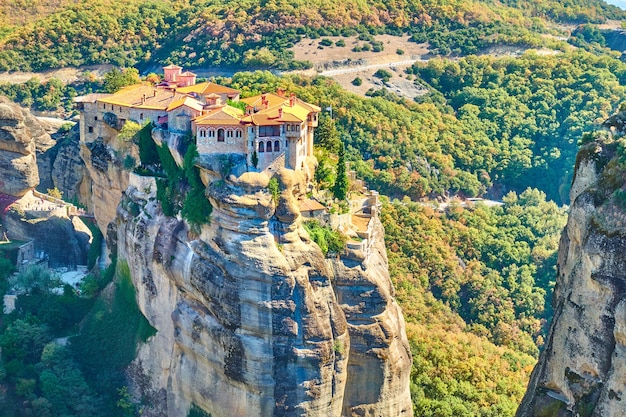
[
  {"xmin": 188, "ymin": 404, "xmax": 212, "ymax": 417},
  {"xmin": 123, "ymin": 155, "xmax": 136, "ymax": 170},
  {"xmin": 335, "ymin": 39, "xmax": 346, "ymax": 47},
  {"xmin": 117, "ymin": 120, "xmax": 141, "ymax": 142},
  {"xmin": 370, "ymin": 41, "xmax": 383, "ymax": 52},
  {"xmin": 268, "ymin": 177, "xmax": 280, "ymax": 203},
  {"xmin": 47, "ymin": 187, "xmax": 63, "ymax": 199},
  {"xmin": 303, "ymin": 220, "xmax": 347, "ymax": 256},
  {"xmin": 319, "ymin": 38, "xmax": 333, "ymax": 47},
  {"xmin": 352, "ymin": 77, "xmax": 363, "ymax": 86},
  {"xmin": 374, "ymin": 69, "xmax": 392, "ymax": 83},
  {"xmin": 181, "ymin": 144, "xmax": 212, "ymax": 228}
]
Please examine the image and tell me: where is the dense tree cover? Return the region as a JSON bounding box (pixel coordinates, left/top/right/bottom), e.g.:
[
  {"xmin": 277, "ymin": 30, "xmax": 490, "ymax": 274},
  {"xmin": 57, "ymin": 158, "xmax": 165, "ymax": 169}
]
[
  {"xmin": 382, "ymin": 190, "xmax": 565, "ymax": 413},
  {"xmin": 494, "ymin": 0, "xmax": 621, "ymax": 23},
  {"xmin": 0, "ymin": 267, "xmax": 103, "ymax": 416},
  {"xmin": 0, "ymin": 77, "xmax": 76, "ymax": 112},
  {"xmin": 410, "ymin": 50, "xmax": 626, "ymax": 203},
  {"xmin": 0, "ymin": 0, "xmax": 623, "ymax": 72},
  {"xmin": 384, "ymin": 190, "xmax": 566, "ymax": 355},
  {"xmin": 0, "ymin": 67, "xmax": 136, "ymax": 114},
  {"xmin": 0, "ymin": 260, "xmax": 153, "ymax": 417}
]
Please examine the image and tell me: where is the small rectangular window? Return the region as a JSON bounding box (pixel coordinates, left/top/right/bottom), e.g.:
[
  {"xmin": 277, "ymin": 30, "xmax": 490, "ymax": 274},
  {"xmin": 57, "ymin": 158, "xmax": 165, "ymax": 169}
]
[
  {"xmin": 88, "ymin": 126, "xmax": 94, "ymax": 133},
  {"xmin": 94, "ymin": 116, "xmax": 98, "ymax": 121}
]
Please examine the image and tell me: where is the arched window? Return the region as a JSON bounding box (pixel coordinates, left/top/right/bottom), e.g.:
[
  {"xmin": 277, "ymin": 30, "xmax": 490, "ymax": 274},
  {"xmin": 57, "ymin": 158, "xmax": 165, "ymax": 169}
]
[
  {"xmin": 236, "ymin": 129, "xmax": 242, "ymax": 138},
  {"xmin": 274, "ymin": 140, "xmax": 280, "ymax": 152},
  {"xmin": 266, "ymin": 141, "xmax": 272, "ymax": 152},
  {"xmin": 208, "ymin": 129, "xmax": 215, "ymax": 137},
  {"xmin": 227, "ymin": 130, "xmax": 233, "ymax": 138},
  {"xmin": 258, "ymin": 142, "xmax": 265, "ymax": 153},
  {"xmin": 217, "ymin": 128, "xmax": 225, "ymax": 142}
]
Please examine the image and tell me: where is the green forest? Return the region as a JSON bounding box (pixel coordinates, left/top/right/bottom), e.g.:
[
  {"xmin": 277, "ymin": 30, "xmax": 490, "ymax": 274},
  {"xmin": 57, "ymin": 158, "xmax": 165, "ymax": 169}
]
[
  {"xmin": 0, "ymin": 0, "xmax": 623, "ymax": 71},
  {"xmin": 1, "ymin": 0, "xmax": 626, "ymax": 416}
]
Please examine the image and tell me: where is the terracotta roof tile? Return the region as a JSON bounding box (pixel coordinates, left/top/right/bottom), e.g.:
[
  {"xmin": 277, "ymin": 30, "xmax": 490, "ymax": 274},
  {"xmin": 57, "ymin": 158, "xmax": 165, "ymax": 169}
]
[
  {"xmin": 177, "ymin": 82, "xmax": 240, "ymax": 95},
  {"xmin": 194, "ymin": 105, "xmax": 244, "ymax": 126},
  {"xmin": 300, "ymin": 199, "xmax": 326, "ymax": 212}
]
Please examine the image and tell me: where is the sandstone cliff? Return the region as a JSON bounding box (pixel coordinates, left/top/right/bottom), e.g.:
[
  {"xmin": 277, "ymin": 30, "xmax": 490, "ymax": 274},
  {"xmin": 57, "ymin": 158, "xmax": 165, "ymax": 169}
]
[
  {"xmin": 82, "ymin": 127, "xmax": 413, "ymax": 416},
  {"xmin": 0, "ymin": 97, "xmax": 52, "ymax": 197},
  {"xmin": 37, "ymin": 124, "xmax": 90, "ymax": 204},
  {"xmin": 517, "ymin": 126, "xmax": 626, "ymax": 416}
]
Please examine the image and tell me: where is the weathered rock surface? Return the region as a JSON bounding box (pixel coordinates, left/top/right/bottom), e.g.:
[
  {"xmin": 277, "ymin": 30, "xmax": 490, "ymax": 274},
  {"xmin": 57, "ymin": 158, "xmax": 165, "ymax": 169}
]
[
  {"xmin": 37, "ymin": 125, "xmax": 90, "ymax": 204},
  {"xmin": 517, "ymin": 136, "xmax": 626, "ymax": 417},
  {"xmin": 3, "ymin": 202, "xmax": 91, "ymax": 267},
  {"xmin": 0, "ymin": 97, "xmax": 52, "ymax": 196},
  {"xmin": 80, "ymin": 137, "xmax": 129, "ymax": 233},
  {"xmin": 109, "ymin": 153, "xmax": 412, "ymax": 416}
]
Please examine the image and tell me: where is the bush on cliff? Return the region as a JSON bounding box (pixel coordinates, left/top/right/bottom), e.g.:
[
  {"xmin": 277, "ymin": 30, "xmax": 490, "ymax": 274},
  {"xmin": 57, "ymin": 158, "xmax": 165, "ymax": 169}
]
[{"xmin": 303, "ymin": 220, "xmax": 347, "ymax": 255}]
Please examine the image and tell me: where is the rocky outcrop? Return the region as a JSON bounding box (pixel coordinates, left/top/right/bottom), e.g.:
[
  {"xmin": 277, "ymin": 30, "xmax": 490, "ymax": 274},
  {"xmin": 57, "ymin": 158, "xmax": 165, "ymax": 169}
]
[
  {"xmin": 37, "ymin": 125, "xmax": 90, "ymax": 204},
  {"xmin": 517, "ymin": 131, "xmax": 626, "ymax": 416},
  {"xmin": 0, "ymin": 97, "xmax": 53, "ymax": 197},
  {"xmin": 109, "ymin": 148, "xmax": 412, "ymax": 416},
  {"xmin": 3, "ymin": 201, "xmax": 92, "ymax": 267},
  {"xmin": 331, "ymin": 220, "xmax": 412, "ymax": 416},
  {"xmin": 80, "ymin": 137, "xmax": 129, "ymax": 233}
]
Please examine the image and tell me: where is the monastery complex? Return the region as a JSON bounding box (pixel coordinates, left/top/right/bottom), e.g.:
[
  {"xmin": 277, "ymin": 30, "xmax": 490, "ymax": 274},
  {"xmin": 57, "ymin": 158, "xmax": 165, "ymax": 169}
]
[{"xmin": 75, "ymin": 65, "xmax": 320, "ymax": 171}]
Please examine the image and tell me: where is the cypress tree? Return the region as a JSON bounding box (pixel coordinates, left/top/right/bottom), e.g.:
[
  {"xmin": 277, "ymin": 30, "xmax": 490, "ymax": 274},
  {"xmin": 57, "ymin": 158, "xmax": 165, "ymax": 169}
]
[{"xmin": 333, "ymin": 142, "xmax": 348, "ymax": 200}]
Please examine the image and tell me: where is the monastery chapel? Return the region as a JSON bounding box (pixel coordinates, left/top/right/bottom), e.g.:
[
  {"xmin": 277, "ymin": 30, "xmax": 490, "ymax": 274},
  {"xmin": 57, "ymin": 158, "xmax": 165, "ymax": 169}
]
[{"xmin": 75, "ymin": 65, "xmax": 321, "ymax": 171}]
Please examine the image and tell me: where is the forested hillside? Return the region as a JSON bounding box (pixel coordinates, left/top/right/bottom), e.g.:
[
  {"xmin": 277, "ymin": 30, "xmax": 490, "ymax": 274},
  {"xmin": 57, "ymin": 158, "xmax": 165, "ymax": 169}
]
[{"xmin": 0, "ymin": 0, "xmax": 623, "ymax": 71}]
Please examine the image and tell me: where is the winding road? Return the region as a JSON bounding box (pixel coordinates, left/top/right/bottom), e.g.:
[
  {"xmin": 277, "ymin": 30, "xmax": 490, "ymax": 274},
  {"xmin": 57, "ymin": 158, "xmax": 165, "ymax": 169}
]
[{"xmin": 319, "ymin": 59, "xmax": 425, "ymax": 76}]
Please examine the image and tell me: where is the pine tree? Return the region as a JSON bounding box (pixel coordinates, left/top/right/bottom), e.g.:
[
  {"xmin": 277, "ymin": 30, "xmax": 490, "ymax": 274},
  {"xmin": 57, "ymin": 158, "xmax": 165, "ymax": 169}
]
[
  {"xmin": 315, "ymin": 115, "xmax": 339, "ymax": 152},
  {"xmin": 333, "ymin": 142, "xmax": 348, "ymax": 201}
]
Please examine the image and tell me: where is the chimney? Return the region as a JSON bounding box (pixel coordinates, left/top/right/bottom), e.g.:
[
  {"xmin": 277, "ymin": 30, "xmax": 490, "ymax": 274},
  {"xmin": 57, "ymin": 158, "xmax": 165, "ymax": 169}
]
[
  {"xmin": 141, "ymin": 94, "xmax": 146, "ymax": 104},
  {"xmin": 289, "ymin": 93, "xmax": 296, "ymax": 107},
  {"xmin": 277, "ymin": 88, "xmax": 285, "ymax": 97},
  {"xmin": 153, "ymin": 89, "xmax": 157, "ymax": 98},
  {"xmin": 278, "ymin": 107, "xmax": 283, "ymax": 118}
]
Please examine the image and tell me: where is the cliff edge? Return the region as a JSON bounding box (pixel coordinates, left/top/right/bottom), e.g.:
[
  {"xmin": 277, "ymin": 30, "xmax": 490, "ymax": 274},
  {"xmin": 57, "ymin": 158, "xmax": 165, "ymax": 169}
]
[{"xmin": 517, "ymin": 119, "xmax": 626, "ymax": 416}]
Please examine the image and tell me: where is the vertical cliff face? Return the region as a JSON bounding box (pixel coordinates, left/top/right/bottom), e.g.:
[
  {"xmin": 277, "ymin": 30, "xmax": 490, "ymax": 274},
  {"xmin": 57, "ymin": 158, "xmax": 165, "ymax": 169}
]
[
  {"xmin": 517, "ymin": 132, "xmax": 626, "ymax": 417},
  {"xmin": 100, "ymin": 144, "xmax": 412, "ymax": 416},
  {"xmin": 0, "ymin": 97, "xmax": 53, "ymax": 197},
  {"xmin": 37, "ymin": 125, "xmax": 91, "ymax": 204}
]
